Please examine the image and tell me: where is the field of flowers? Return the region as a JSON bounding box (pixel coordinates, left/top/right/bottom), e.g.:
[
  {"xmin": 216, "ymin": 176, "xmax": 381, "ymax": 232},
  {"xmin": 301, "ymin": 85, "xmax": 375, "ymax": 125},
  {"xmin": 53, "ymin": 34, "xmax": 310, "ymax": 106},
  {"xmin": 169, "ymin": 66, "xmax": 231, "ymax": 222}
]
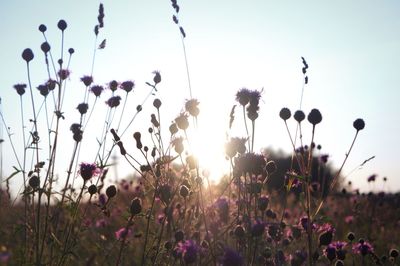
[{"xmin": 0, "ymin": 2, "xmax": 399, "ymax": 266}]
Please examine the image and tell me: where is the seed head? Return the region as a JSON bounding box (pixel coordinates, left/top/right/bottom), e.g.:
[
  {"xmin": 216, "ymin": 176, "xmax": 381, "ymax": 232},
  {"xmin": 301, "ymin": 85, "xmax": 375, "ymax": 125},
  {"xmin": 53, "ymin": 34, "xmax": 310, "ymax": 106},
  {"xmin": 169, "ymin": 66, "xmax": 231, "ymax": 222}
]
[
  {"xmin": 14, "ymin": 84, "xmax": 26, "ymax": 96},
  {"xmin": 153, "ymin": 71, "xmax": 161, "ymax": 85},
  {"xmin": 130, "ymin": 197, "xmax": 142, "ymax": 215},
  {"xmin": 57, "ymin": 19, "xmax": 67, "ymax": 31},
  {"xmin": 307, "ymin": 108, "xmax": 322, "ymax": 125},
  {"xmin": 179, "ymin": 185, "xmax": 189, "ymax": 198},
  {"xmin": 29, "ymin": 175, "xmax": 40, "ymax": 188},
  {"xmin": 120, "ymin": 80, "xmax": 134, "ymax": 93},
  {"xmin": 88, "ymin": 184, "xmax": 97, "ymax": 195},
  {"xmin": 77, "ymin": 103, "xmax": 89, "ymax": 115},
  {"xmin": 106, "ymin": 185, "xmax": 117, "ymax": 198},
  {"xmin": 153, "ymin": 98, "xmax": 162, "ymax": 109},
  {"xmin": 279, "ymin": 107, "xmax": 291, "ymax": 121},
  {"xmin": 22, "ymin": 48, "xmax": 34, "ymax": 62},
  {"xmin": 133, "ymin": 132, "xmax": 142, "ymax": 149},
  {"xmin": 38, "ymin": 24, "xmax": 47, "ymax": 33},
  {"xmin": 80, "ymin": 75, "xmax": 93, "ymax": 87},
  {"xmin": 185, "ymin": 99, "xmax": 200, "ymax": 117},
  {"xmin": 294, "ymin": 110, "xmax": 305, "ymax": 123},
  {"xmin": 40, "ymin": 42, "xmax": 50, "ymax": 53},
  {"xmin": 390, "ymin": 249, "xmax": 399, "ymax": 258},
  {"xmin": 353, "ymin": 118, "xmax": 365, "ymax": 131}
]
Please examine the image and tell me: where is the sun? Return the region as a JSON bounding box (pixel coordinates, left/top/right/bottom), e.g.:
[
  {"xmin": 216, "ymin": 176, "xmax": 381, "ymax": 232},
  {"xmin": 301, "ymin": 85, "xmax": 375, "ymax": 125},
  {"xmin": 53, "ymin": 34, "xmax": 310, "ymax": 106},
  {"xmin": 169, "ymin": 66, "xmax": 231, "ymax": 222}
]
[{"xmin": 188, "ymin": 122, "xmax": 230, "ymax": 183}]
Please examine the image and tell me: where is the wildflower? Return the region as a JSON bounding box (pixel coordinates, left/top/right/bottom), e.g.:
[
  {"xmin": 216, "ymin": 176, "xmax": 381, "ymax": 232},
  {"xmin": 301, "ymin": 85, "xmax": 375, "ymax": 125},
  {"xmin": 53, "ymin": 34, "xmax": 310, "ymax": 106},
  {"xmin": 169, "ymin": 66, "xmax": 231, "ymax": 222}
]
[
  {"xmin": 279, "ymin": 107, "xmax": 291, "ymax": 121},
  {"xmin": 234, "ymin": 153, "xmax": 266, "ymax": 175},
  {"xmin": 177, "ymin": 240, "xmax": 199, "ymax": 264},
  {"xmin": 158, "ymin": 184, "xmax": 172, "ymax": 204},
  {"xmin": 330, "ymin": 242, "xmax": 347, "ymax": 260},
  {"xmin": 106, "ymin": 95, "xmax": 121, "ymax": 108},
  {"xmin": 153, "ymin": 71, "xmax": 161, "ymax": 85},
  {"xmin": 352, "ymin": 241, "xmax": 374, "ymax": 256},
  {"xmin": 57, "ymin": 19, "xmax": 67, "ymax": 31},
  {"xmin": 324, "ymin": 245, "xmax": 336, "ymax": 261},
  {"xmin": 294, "ymin": 110, "xmax": 305, "ymax": 123},
  {"xmin": 77, "ymin": 103, "xmax": 89, "ymax": 115},
  {"xmin": 215, "ymin": 197, "xmax": 229, "ymax": 223},
  {"xmin": 115, "ymin": 227, "xmax": 132, "ymax": 241},
  {"xmin": 37, "ymin": 84, "xmax": 49, "ymax": 97},
  {"xmin": 153, "ymin": 98, "xmax": 162, "ymax": 109},
  {"xmin": 225, "ymin": 137, "xmax": 247, "ymax": 158},
  {"xmin": 80, "ymin": 75, "xmax": 93, "ymax": 86},
  {"xmin": 120, "ymin": 80, "xmax": 134, "ymax": 93},
  {"xmin": 58, "ymin": 69, "xmax": 70, "ymax": 80},
  {"xmin": 40, "ymin": 42, "xmax": 50, "ymax": 53},
  {"xmin": 251, "ymin": 220, "xmax": 265, "ymax": 237},
  {"xmin": 367, "ymin": 174, "xmax": 376, "ymax": 182},
  {"xmin": 246, "ymin": 104, "xmax": 259, "ymax": 121},
  {"xmin": 151, "ymin": 114, "xmax": 159, "ymax": 128},
  {"xmin": 106, "ymin": 185, "xmax": 117, "ymax": 198},
  {"xmin": 299, "ymin": 216, "xmax": 316, "ymax": 231},
  {"xmin": 90, "ymin": 85, "xmax": 104, "ymax": 97},
  {"xmin": 88, "ymin": 184, "xmax": 97, "ymax": 195},
  {"xmin": 307, "ymin": 108, "xmax": 322, "ymax": 125},
  {"xmin": 130, "ymin": 197, "xmax": 142, "ymax": 215},
  {"xmin": 79, "ymin": 162, "xmax": 100, "ymax": 181},
  {"xmin": 38, "ymin": 24, "xmax": 47, "ymax": 33},
  {"xmin": 248, "ymin": 89, "xmax": 261, "ymax": 106},
  {"xmin": 185, "ymin": 99, "xmax": 200, "ymax": 117},
  {"xmin": 175, "ymin": 112, "xmax": 189, "ymax": 130},
  {"xmin": 220, "ymin": 248, "xmax": 244, "ymax": 266},
  {"xmin": 235, "ymin": 88, "xmax": 250, "ymax": 106},
  {"xmin": 353, "ymin": 118, "xmax": 365, "ymax": 131},
  {"xmin": 234, "ymin": 225, "xmax": 245, "ymax": 238},
  {"xmin": 258, "ymin": 195, "xmax": 269, "ymax": 211},
  {"xmin": 68, "ymin": 48, "xmax": 74, "ymax": 54},
  {"xmin": 13, "ymin": 84, "xmax": 26, "ymax": 96},
  {"xmin": 95, "ymin": 218, "xmax": 107, "ymax": 228},
  {"xmin": 22, "ymin": 48, "xmax": 34, "ymax": 62},
  {"xmin": 46, "ymin": 79, "xmax": 56, "ymax": 91},
  {"xmin": 133, "ymin": 132, "xmax": 143, "ymax": 149},
  {"xmin": 179, "ymin": 185, "xmax": 189, "ymax": 198},
  {"xmin": 390, "ymin": 249, "xmax": 399, "ymax": 258},
  {"xmin": 108, "ymin": 80, "xmax": 118, "ymax": 91},
  {"xmin": 345, "ymin": 215, "xmax": 354, "ymax": 224},
  {"xmin": 169, "ymin": 123, "xmax": 178, "ymax": 135},
  {"xmin": 318, "ymin": 225, "xmax": 335, "ymax": 246},
  {"xmin": 29, "ymin": 175, "xmax": 40, "ymax": 188},
  {"xmin": 70, "ymin": 123, "xmax": 81, "ymax": 135}
]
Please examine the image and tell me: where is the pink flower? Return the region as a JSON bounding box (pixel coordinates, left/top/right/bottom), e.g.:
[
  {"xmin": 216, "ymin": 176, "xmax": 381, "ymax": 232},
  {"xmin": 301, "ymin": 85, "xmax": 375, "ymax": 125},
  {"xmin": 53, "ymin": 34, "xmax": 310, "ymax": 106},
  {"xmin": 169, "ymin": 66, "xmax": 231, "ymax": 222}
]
[{"xmin": 115, "ymin": 227, "xmax": 132, "ymax": 241}]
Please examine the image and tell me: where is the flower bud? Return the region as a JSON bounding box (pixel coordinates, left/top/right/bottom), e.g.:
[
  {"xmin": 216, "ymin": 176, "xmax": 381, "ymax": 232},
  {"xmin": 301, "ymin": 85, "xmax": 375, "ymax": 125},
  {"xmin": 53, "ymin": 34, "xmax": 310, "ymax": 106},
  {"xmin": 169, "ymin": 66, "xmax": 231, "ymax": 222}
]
[
  {"xmin": 106, "ymin": 185, "xmax": 117, "ymax": 198},
  {"xmin": 353, "ymin": 118, "xmax": 365, "ymax": 131},
  {"xmin": 29, "ymin": 175, "xmax": 40, "ymax": 188},
  {"xmin": 279, "ymin": 107, "xmax": 291, "ymax": 121},
  {"xmin": 153, "ymin": 98, "xmax": 162, "ymax": 109},
  {"xmin": 41, "ymin": 42, "xmax": 50, "ymax": 53},
  {"xmin": 133, "ymin": 132, "xmax": 142, "ymax": 149},
  {"xmin": 88, "ymin": 184, "xmax": 97, "ymax": 195},
  {"xmin": 179, "ymin": 185, "xmax": 189, "ymax": 198},
  {"xmin": 130, "ymin": 197, "xmax": 142, "ymax": 215},
  {"xmin": 294, "ymin": 110, "xmax": 305, "ymax": 123},
  {"xmin": 57, "ymin": 19, "xmax": 67, "ymax": 31},
  {"xmin": 38, "ymin": 24, "xmax": 47, "ymax": 33},
  {"xmin": 22, "ymin": 48, "xmax": 34, "ymax": 62},
  {"xmin": 307, "ymin": 109, "xmax": 322, "ymax": 125}
]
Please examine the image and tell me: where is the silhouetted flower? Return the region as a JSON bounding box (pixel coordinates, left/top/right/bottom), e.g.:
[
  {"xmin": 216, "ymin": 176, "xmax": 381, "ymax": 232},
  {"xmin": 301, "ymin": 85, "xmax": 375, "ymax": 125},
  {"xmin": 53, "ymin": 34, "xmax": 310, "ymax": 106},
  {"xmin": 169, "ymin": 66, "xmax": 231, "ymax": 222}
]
[
  {"xmin": 234, "ymin": 153, "xmax": 266, "ymax": 175},
  {"xmin": 172, "ymin": 137, "xmax": 184, "ymax": 154},
  {"xmin": 46, "ymin": 79, "xmax": 56, "ymax": 91},
  {"xmin": 68, "ymin": 48, "xmax": 74, "ymax": 54},
  {"xmin": 130, "ymin": 197, "xmax": 142, "ymax": 215},
  {"xmin": 258, "ymin": 195, "xmax": 269, "ymax": 211},
  {"xmin": 248, "ymin": 89, "xmax": 261, "ymax": 106},
  {"xmin": 79, "ymin": 162, "xmax": 100, "ymax": 181},
  {"xmin": 90, "ymin": 85, "xmax": 104, "ymax": 97},
  {"xmin": 220, "ymin": 248, "xmax": 244, "ymax": 266},
  {"xmin": 70, "ymin": 123, "xmax": 81, "ymax": 135},
  {"xmin": 279, "ymin": 107, "xmax": 291, "ymax": 121},
  {"xmin": 58, "ymin": 69, "xmax": 70, "ymax": 80},
  {"xmin": 14, "ymin": 84, "xmax": 26, "ymax": 96},
  {"xmin": 106, "ymin": 96, "xmax": 121, "ymax": 108},
  {"xmin": 120, "ymin": 80, "xmax": 134, "ymax": 93},
  {"xmin": 88, "ymin": 184, "xmax": 97, "ymax": 195},
  {"xmin": 367, "ymin": 174, "xmax": 377, "ymax": 183},
  {"xmin": 22, "ymin": 48, "xmax": 34, "ymax": 62},
  {"xmin": 236, "ymin": 88, "xmax": 251, "ymax": 106},
  {"xmin": 185, "ymin": 99, "xmax": 200, "ymax": 117},
  {"xmin": 29, "ymin": 175, "xmax": 40, "ymax": 188},
  {"xmin": 81, "ymin": 75, "xmax": 93, "ymax": 86},
  {"xmin": 307, "ymin": 109, "xmax": 322, "ymax": 125},
  {"xmin": 108, "ymin": 80, "xmax": 118, "ymax": 92},
  {"xmin": 353, "ymin": 118, "xmax": 365, "ymax": 131},
  {"xmin": 57, "ymin": 19, "xmax": 67, "ymax": 31},
  {"xmin": 77, "ymin": 103, "xmax": 89, "ymax": 114},
  {"xmin": 106, "ymin": 185, "xmax": 117, "ymax": 198},
  {"xmin": 225, "ymin": 137, "xmax": 247, "ymax": 158},
  {"xmin": 153, "ymin": 71, "xmax": 161, "ymax": 85},
  {"xmin": 37, "ymin": 84, "xmax": 49, "ymax": 97},
  {"xmin": 169, "ymin": 123, "xmax": 178, "ymax": 135},
  {"xmin": 40, "ymin": 42, "xmax": 50, "ymax": 53},
  {"xmin": 115, "ymin": 227, "xmax": 132, "ymax": 241},
  {"xmin": 324, "ymin": 245, "xmax": 336, "ymax": 261},
  {"xmin": 38, "ymin": 24, "xmax": 47, "ymax": 33},
  {"xmin": 175, "ymin": 113, "xmax": 189, "ymax": 130},
  {"xmin": 294, "ymin": 110, "xmax": 305, "ymax": 123}
]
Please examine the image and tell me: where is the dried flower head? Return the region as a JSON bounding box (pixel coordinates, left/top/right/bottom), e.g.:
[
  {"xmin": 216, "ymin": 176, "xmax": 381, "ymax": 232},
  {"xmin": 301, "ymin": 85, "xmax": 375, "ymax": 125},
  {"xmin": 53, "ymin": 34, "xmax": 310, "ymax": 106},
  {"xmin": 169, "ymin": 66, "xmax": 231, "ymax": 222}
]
[
  {"xmin": 14, "ymin": 84, "xmax": 26, "ymax": 96},
  {"xmin": 294, "ymin": 110, "xmax": 305, "ymax": 123},
  {"xmin": 153, "ymin": 71, "xmax": 161, "ymax": 85},
  {"xmin": 279, "ymin": 107, "xmax": 291, "ymax": 121},
  {"xmin": 185, "ymin": 99, "xmax": 200, "ymax": 117},
  {"xmin": 90, "ymin": 85, "xmax": 104, "ymax": 97},
  {"xmin": 37, "ymin": 84, "xmax": 49, "ymax": 97},
  {"xmin": 80, "ymin": 75, "xmax": 93, "ymax": 87},
  {"xmin": 236, "ymin": 88, "xmax": 250, "ymax": 106},
  {"xmin": 175, "ymin": 112, "xmax": 189, "ymax": 130},
  {"xmin": 153, "ymin": 98, "xmax": 162, "ymax": 109},
  {"xmin": 22, "ymin": 48, "xmax": 34, "ymax": 62},
  {"xmin": 106, "ymin": 96, "xmax": 121, "ymax": 108},
  {"xmin": 79, "ymin": 162, "xmax": 100, "ymax": 181},
  {"xmin": 40, "ymin": 42, "xmax": 50, "ymax": 54},
  {"xmin": 353, "ymin": 118, "xmax": 365, "ymax": 131},
  {"xmin": 38, "ymin": 24, "xmax": 47, "ymax": 33},
  {"xmin": 120, "ymin": 80, "xmax": 134, "ymax": 93},
  {"xmin": 58, "ymin": 69, "xmax": 70, "ymax": 80},
  {"xmin": 57, "ymin": 19, "xmax": 67, "ymax": 31},
  {"xmin": 307, "ymin": 108, "xmax": 322, "ymax": 125},
  {"xmin": 108, "ymin": 80, "xmax": 119, "ymax": 92}
]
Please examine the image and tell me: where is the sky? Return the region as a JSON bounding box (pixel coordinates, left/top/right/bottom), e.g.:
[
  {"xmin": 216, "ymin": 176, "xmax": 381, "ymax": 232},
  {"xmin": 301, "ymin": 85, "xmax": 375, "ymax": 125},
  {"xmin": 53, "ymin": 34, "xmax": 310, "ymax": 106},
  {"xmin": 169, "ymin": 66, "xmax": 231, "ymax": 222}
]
[{"xmin": 0, "ymin": 0, "xmax": 400, "ymax": 196}]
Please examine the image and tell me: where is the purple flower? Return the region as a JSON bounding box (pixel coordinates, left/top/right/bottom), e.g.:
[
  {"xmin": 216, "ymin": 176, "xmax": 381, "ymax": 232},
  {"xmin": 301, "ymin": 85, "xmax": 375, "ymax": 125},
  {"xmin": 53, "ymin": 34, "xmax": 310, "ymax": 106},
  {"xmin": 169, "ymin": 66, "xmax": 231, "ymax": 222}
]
[
  {"xmin": 14, "ymin": 83, "xmax": 26, "ymax": 96},
  {"xmin": 90, "ymin": 85, "xmax": 104, "ymax": 97},
  {"xmin": 352, "ymin": 241, "xmax": 374, "ymax": 256},
  {"xmin": 79, "ymin": 162, "xmax": 100, "ymax": 181},
  {"xmin": 251, "ymin": 220, "xmax": 265, "ymax": 237},
  {"xmin": 367, "ymin": 174, "xmax": 377, "ymax": 183},
  {"xmin": 95, "ymin": 218, "xmax": 108, "ymax": 228},
  {"xmin": 236, "ymin": 88, "xmax": 251, "ymax": 106},
  {"xmin": 58, "ymin": 69, "xmax": 70, "ymax": 80},
  {"xmin": 299, "ymin": 216, "xmax": 317, "ymax": 231},
  {"xmin": 106, "ymin": 96, "xmax": 122, "ymax": 108},
  {"xmin": 220, "ymin": 248, "xmax": 244, "ymax": 266},
  {"xmin": 120, "ymin": 80, "xmax": 135, "ymax": 93},
  {"xmin": 115, "ymin": 227, "xmax": 132, "ymax": 240},
  {"xmin": 234, "ymin": 153, "xmax": 266, "ymax": 175},
  {"xmin": 177, "ymin": 240, "xmax": 199, "ymax": 264},
  {"xmin": 81, "ymin": 75, "xmax": 93, "ymax": 86}
]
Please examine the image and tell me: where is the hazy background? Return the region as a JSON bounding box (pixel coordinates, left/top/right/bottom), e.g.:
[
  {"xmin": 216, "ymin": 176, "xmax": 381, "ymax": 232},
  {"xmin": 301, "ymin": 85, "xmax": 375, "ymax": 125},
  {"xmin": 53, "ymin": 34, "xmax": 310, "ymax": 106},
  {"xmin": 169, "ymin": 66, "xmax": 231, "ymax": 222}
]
[{"xmin": 1, "ymin": 0, "xmax": 399, "ymax": 196}]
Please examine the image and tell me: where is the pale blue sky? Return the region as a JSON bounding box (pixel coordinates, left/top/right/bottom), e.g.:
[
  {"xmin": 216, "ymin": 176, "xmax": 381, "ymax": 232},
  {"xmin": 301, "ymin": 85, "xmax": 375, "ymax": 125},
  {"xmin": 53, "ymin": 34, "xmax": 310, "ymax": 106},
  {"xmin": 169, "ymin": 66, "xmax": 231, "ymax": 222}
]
[{"xmin": 1, "ymin": 0, "xmax": 399, "ymax": 194}]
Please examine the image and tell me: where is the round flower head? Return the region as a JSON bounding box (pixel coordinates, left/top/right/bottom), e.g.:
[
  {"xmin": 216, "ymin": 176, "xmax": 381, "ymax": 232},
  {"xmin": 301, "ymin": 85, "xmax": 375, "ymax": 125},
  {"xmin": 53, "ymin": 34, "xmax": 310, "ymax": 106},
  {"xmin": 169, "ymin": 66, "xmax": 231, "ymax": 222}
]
[
  {"xmin": 77, "ymin": 103, "xmax": 89, "ymax": 115},
  {"xmin": 68, "ymin": 48, "xmax": 74, "ymax": 54},
  {"xmin": 130, "ymin": 197, "xmax": 142, "ymax": 215},
  {"xmin": 58, "ymin": 69, "xmax": 70, "ymax": 80},
  {"xmin": 108, "ymin": 80, "xmax": 119, "ymax": 92},
  {"xmin": 14, "ymin": 84, "xmax": 27, "ymax": 96},
  {"xmin": 307, "ymin": 108, "xmax": 322, "ymax": 125},
  {"xmin": 46, "ymin": 79, "xmax": 56, "ymax": 91},
  {"xmin": 120, "ymin": 80, "xmax": 134, "ymax": 93},
  {"xmin": 115, "ymin": 227, "xmax": 132, "ymax": 241},
  {"xmin": 153, "ymin": 98, "xmax": 162, "ymax": 109},
  {"xmin": 294, "ymin": 110, "xmax": 305, "ymax": 123},
  {"xmin": 352, "ymin": 241, "xmax": 374, "ymax": 256},
  {"xmin": 57, "ymin": 19, "xmax": 67, "ymax": 31},
  {"xmin": 79, "ymin": 162, "xmax": 100, "ymax": 181},
  {"xmin": 37, "ymin": 84, "xmax": 49, "ymax": 97},
  {"xmin": 353, "ymin": 118, "xmax": 365, "ymax": 131},
  {"xmin": 38, "ymin": 24, "xmax": 47, "ymax": 33},
  {"xmin": 40, "ymin": 42, "xmax": 50, "ymax": 54},
  {"xmin": 106, "ymin": 185, "xmax": 117, "ymax": 198},
  {"xmin": 279, "ymin": 107, "xmax": 291, "ymax": 121},
  {"xmin": 22, "ymin": 48, "xmax": 34, "ymax": 62}
]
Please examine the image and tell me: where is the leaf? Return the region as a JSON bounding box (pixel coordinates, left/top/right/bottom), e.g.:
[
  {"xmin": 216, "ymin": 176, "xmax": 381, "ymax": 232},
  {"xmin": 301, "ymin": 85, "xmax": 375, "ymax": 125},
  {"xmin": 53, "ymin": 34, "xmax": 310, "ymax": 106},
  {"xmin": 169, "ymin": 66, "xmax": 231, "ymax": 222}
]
[{"xmin": 98, "ymin": 39, "xmax": 106, "ymax": 49}]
